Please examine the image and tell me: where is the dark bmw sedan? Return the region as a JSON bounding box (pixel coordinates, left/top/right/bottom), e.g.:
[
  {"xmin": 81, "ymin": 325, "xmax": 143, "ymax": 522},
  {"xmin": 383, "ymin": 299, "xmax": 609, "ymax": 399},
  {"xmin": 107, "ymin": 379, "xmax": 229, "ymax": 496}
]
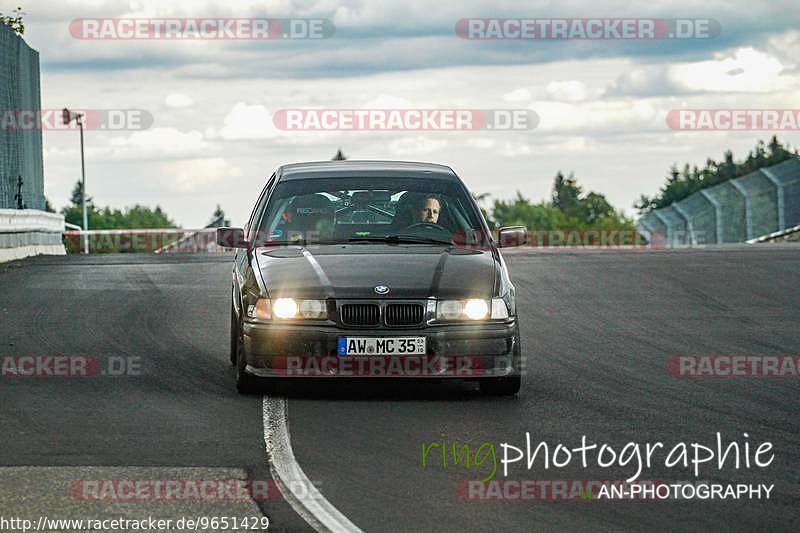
[{"xmin": 218, "ymin": 160, "xmax": 526, "ymax": 395}]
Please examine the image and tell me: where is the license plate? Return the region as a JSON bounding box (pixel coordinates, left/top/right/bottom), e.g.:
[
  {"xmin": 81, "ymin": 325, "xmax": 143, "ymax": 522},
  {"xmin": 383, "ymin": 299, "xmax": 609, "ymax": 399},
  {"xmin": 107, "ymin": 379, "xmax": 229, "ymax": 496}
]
[{"xmin": 337, "ymin": 336, "xmax": 426, "ymax": 356}]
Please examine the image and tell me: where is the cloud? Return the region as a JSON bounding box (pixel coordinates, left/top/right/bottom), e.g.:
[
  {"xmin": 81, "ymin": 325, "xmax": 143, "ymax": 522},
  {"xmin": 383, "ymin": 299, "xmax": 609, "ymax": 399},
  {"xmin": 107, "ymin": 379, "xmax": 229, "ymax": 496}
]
[
  {"xmin": 465, "ymin": 138, "xmax": 496, "ymax": 149},
  {"xmin": 215, "ymin": 103, "xmax": 282, "ymax": 140},
  {"xmin": 388, "ymin": 135, "xmax": 448, "ymax": 155},
  {"xmin": 499, "ymin": 141, "xmax": 532, "ymax": 157},
  {"xmin": 165, "ymin": 93, "xmax": 194, "ymax": 108},
  {"xmin": 534, "ymin": 100, "xmax": 661, "ymax": 134},
  {"xmin": 503, "ymin": 88, "xmax": 532, "ymax": 102},
  {"xmin": 766, "ymin": 30, "xmax": 800, "ymax": 73},
  {"xmin": 544, "ymin": 80, "xmax": 590, "ymax": 102},
  {"xmin": 605, "ymin": 66, "xmax": 679, "ymax": 97},
  {"xmin": 361, "ymin": 94, "xmax": 414, "ymax": 108},
  {"xmin": 670, "ymin": 47, "xmax": 789, "ymax": 93},
  {"xmin": 31, "ymin": 1, "xmax": 800, "ymax": 79},
  {"xmin": 105, "ymin": 127, "xmax": 211, "ymax": 159},
  {"xmin": 608, "ymin": 47, "xmax": 795, "ymax": 96},
  {"xmin": 167, "ymin": 157, "xmax": 241, "ymax": 193},
  {"xmin": 30, "ymin": 1, "xmax": 800, "ymax": 228}
]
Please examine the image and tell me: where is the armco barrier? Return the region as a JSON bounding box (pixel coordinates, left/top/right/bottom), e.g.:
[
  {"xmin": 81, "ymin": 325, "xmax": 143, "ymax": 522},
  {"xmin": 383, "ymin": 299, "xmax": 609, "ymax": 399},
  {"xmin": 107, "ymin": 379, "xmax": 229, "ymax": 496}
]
[{"xmin": 0, "ymin": 209, "xmax": 66, "ymax": 262}]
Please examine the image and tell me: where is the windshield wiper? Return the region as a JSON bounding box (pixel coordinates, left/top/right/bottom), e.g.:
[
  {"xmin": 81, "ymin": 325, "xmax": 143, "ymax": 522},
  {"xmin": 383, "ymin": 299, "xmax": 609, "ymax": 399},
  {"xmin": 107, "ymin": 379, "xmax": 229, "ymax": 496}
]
[
  {"xmin": 261, "ymin": 236, "xmax": 454, "ymax": 246},
  {"xmin": 257, "ymin": 239, "xmax": 307, "ymax": 246},
  {"xmin": 345, "ymin": 234, "xmax": 453, "ymax": 245}
]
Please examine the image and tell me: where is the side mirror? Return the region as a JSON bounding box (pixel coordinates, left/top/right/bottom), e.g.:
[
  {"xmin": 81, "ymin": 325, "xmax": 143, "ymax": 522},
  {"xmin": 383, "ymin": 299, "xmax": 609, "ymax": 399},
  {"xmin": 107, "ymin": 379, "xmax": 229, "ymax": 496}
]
[
  {"xmin": 216, "ymin": 227, "xmax": 249, "ymax": 248},
  {"xmin": 497, "ymin": 226, "xmax": 528, "ymax": 248}
]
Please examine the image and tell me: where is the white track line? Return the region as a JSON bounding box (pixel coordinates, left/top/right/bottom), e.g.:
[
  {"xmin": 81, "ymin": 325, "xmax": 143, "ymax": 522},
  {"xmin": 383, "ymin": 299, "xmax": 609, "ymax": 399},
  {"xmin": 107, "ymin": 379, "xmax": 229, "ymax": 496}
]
[{"xmin": 263, "ymin": 396, "xmax": 362, "ymax": 533}]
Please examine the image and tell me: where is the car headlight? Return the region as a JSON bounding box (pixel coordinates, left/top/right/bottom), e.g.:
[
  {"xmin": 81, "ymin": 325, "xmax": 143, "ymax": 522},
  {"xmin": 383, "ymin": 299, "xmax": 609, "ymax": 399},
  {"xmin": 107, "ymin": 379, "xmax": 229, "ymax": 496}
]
[
  {"xmin": 249, "ymin": 298, "xmax": 273, "ymax": 320},
  {"xmin": 436, "ymin": 299, "xmax": 488, "ymax": 320},
  {"xmin": 250, "ymin": 298, "xmax": 328, "ymax": 320},
  {"xmin": 490, "ymin": 297, "xmax": 510, "ymax": 319},
  {"xmin": 464, "ymin": 299, "xmax": 490, "ymax": 319},
  {"xmin": 298, "ymin": 299, "xmax": 327, "ymax": 319},
  {"xmin": 435, "ymin": 298, "xmax": 509, "ymax": 321},
  {"xmin": 273, "ymin": 298, "xmax": 299, "ymax": 319}
]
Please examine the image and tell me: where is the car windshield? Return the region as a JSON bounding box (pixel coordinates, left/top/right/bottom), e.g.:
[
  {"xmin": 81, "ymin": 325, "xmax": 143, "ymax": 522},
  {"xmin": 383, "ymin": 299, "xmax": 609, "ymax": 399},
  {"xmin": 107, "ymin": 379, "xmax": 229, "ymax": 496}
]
[{"xmin": 255, "ymin": 177, "xmax": 485, "ymax": 245}]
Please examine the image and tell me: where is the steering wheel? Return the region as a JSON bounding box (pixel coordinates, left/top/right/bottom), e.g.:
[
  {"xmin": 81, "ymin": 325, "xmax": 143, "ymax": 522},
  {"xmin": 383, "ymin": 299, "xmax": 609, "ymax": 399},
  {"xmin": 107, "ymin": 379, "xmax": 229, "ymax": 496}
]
[{"xmin": 405, "ymin": 222, "xmax": 448, "ymax": 232}]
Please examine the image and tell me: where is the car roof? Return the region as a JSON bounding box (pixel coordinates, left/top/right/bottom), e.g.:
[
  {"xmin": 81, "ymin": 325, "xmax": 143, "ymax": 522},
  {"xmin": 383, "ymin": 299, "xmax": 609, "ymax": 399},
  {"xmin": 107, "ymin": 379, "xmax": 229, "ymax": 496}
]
[{"xmin": 276, "ymin": 160, "xmax": 459, "ymax": 182}]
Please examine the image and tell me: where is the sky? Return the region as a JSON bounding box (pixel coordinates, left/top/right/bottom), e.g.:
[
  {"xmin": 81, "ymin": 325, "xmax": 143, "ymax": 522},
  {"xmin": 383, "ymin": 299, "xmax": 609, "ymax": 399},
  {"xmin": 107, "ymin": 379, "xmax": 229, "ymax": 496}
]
[{"xmin": 13, "ymin": 0, "xmax": 800, "ymax": 227}]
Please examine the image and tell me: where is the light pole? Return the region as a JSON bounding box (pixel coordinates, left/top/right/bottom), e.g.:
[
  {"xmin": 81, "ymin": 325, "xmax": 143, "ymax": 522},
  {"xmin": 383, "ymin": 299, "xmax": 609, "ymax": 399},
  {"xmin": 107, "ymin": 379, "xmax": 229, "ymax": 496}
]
[{"xmin": 63, "ymin": 108, "xmax": 88, "ymax": 254}]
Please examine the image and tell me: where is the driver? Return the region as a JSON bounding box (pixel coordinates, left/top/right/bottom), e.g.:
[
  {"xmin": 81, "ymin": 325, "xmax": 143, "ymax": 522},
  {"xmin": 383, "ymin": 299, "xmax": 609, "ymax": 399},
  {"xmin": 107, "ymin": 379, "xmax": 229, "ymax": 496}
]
[{"xmin": 414, "ymin": 195, "xmax": 441, "ymax": 224}]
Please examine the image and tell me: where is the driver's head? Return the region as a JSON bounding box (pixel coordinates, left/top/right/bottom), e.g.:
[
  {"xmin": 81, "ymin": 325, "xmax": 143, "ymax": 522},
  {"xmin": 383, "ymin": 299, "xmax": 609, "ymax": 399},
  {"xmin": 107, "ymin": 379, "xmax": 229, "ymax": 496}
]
[{"xmin": 415, "ymin": 195, "xmax": 441, "ymax": 224}]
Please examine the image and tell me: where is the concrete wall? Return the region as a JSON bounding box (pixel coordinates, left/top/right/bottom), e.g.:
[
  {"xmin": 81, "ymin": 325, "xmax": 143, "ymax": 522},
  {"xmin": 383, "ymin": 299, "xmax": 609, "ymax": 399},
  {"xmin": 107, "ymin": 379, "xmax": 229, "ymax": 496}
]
[
  {"xmin": 0, "ymin": 24, "xmax": 45, "ymax": 210},
  {"xmin": 0, "ymin": 209, "xmax": 65, "ymax": 262}
]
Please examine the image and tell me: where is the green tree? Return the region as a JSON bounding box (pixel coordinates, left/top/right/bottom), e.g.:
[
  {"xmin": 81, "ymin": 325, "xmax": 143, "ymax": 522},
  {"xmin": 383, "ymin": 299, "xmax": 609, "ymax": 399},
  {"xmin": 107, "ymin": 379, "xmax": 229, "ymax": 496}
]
[
  {"xmin": 767, "ymin": 135, "xmax": 791, "ymax": 164},
  {"xmin": 61, "ymin": 181, "xmax": 176, "ymax": 229},
  {"xmin": 488, "ymin": 172, "xmax": 634, "ymax": 233},
  {"xmin": 492, "ymin": 192, "xmax": 580, "ymax": 230},
  {"xmin": 69, "ymin": 179, "xmax": 92, "ymax": 209},
  {"xmin": 210, "ymin": 204, "xmax": 230, "ymax": 226},
  {"xmin": 579, "ymin": 192, "xmax": 615, "ymax": 225},
  {"xmin": 637, "ymin": 137, "xmax": 799, "ymax": 213},
  {"xmin": 122, "ymin": 205, "xmax": 175, "ymax": 228},
  {"xmin": 0, "ymin": 6, "xmax": 25, "ymax": 35},
  {"xmin": 552, "ymin": 171, "xmax": 582, "ymax": 216}
]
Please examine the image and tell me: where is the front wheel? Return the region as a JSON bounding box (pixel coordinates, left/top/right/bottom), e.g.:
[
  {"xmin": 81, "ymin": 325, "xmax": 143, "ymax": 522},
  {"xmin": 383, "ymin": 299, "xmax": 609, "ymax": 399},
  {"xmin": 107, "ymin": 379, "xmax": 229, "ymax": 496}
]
[
  {"xmin": 229, "ymin": 303, "xmax": 238, "ymax": 366},
  {"xmin": 232, "ymin": 313, "xmax": 260, "ymax": 394},
  {"xmin": 479, "ymin": 375, "xmax": 521, "ymax": 396}
]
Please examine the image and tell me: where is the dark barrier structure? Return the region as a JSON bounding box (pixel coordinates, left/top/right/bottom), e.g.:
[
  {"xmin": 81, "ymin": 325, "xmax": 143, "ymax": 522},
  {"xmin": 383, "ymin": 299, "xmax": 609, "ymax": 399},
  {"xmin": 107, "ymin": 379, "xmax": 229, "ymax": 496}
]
[
  {"xmin": 0, "ymin": 24, "xmax": 45, "ymax": 210},
  {"xmin": 637, "ymin": 157, "xmax": 800, "ymax": 245}
]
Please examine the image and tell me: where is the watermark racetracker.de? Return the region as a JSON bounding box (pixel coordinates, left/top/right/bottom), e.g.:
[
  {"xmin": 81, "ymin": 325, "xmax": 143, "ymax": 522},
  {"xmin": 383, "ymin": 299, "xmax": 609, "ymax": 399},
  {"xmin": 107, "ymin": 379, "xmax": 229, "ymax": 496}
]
[
  {"xmin": 0, "ymin": 109, "xmax": 153, "ymax": 131},
  {"xmin": 456, "ymin": 18, "xmax": 720, "ymax": 40},
  {"xmin": 69, "ymin": 478, "xmax": 284, "ymax": 501},
  {"xmin": 272, "ymin": 109, "xmax": 538, "ymax": 131},
  {"xmin": 69, "ymin": 18, "xmax": 335, "ymax": 40},
  {"xmin": 666, "ymin": 109, "xmax": 800, "ymax": 130},
  {"xmin": 456, "ymin": 479, "xmax": 773, "ymax": 501},
  {"xmin": 667, "ymin": 355, "xmax": 800, "ymax": 377},
  {"xmin": 63, "ymin": 227, "xmax": 704, "ymax": 254},
  {"xmin": 1, "ymin": 355, "xmax": 142, "ymax": 377},
  {"xmin": 269, "ymin": 354, "xmax": 493, "ymax": 377},
  {"xmin": 67, "ymin": 477, "xmax": 325, "ymax": 503}
]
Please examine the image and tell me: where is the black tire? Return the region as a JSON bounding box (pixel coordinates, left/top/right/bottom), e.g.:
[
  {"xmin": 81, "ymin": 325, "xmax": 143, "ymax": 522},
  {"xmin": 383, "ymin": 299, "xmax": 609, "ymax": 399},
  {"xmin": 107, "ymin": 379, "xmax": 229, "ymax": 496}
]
[
  {"xmin": 479, "ymin": 375, "xmax": 521, "ymax": 396},
  {"xmin": 232, "ymin": 312, "xmax": 260, "ymax": 394},
  {"xmin": 229, "ymin": 303, "xmax": 238, "ymax": 366}
]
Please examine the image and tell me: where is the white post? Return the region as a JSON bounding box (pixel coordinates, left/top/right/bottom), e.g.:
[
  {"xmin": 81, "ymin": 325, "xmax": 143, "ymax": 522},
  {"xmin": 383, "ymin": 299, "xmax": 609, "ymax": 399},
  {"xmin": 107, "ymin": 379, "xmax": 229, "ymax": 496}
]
[{"xmin": 79, "ymin": 118, "xmax": 88, "ymax": 254}]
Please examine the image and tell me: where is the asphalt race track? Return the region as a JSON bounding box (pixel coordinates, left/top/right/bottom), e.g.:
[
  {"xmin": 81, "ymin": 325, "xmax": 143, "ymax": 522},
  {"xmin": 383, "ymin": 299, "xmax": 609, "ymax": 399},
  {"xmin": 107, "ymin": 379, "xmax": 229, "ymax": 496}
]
[{"xmin": 1, "ymin": 246, "xmax": 798, "ymax": 532}]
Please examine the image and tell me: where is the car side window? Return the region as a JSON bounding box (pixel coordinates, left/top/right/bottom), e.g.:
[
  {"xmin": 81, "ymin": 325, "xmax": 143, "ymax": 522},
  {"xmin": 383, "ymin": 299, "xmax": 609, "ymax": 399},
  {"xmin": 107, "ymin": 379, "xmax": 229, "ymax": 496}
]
[{"xmin": 245, "ymin": 174, "xmax": 276, "ymax": 243}]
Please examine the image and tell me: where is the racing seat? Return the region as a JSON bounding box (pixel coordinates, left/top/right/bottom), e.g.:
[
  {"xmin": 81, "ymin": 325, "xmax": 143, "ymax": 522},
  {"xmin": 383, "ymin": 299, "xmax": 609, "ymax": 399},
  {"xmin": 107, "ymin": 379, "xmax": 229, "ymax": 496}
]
[
  {"xmin": 285, "ymin": 194, "xmax": 335, "ymax": 242},
  {"xmin": 388, "ymin": 192, "xmax": 421, "ymax": 231}
]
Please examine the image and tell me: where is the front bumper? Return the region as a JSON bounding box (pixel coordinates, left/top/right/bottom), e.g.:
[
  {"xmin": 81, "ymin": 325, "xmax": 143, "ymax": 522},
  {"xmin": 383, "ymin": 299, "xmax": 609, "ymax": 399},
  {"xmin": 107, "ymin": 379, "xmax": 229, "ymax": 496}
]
[{"xmin": 242, "ymin": 320, "xmax": 520, "ymax": 379}]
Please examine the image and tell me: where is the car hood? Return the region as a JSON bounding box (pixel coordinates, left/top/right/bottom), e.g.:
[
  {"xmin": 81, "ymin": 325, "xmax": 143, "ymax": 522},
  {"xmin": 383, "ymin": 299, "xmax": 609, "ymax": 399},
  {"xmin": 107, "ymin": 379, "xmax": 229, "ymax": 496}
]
[{"xmin": 254, "ymin": 244, "xmax": 497, "ymax": 300}]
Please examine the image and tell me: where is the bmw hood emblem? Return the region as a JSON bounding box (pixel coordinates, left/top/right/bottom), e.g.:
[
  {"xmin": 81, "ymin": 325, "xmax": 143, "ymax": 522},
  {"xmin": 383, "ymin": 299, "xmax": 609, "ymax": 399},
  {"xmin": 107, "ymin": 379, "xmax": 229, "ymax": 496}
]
[{"xmin": 374, "ymin": 285, "xmax": 390, "ymax": 295}]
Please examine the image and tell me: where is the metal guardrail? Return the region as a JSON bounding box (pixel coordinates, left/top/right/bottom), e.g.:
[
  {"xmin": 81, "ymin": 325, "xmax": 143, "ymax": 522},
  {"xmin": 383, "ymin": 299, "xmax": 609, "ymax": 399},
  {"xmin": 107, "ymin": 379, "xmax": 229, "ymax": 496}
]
[
  {"xmin": 746, "ymin": 224, "xmax": 800, "ymax": 244},
  {"xmin": 62, "ymin": 228, "xmax": 234, "ymax": 254}
]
